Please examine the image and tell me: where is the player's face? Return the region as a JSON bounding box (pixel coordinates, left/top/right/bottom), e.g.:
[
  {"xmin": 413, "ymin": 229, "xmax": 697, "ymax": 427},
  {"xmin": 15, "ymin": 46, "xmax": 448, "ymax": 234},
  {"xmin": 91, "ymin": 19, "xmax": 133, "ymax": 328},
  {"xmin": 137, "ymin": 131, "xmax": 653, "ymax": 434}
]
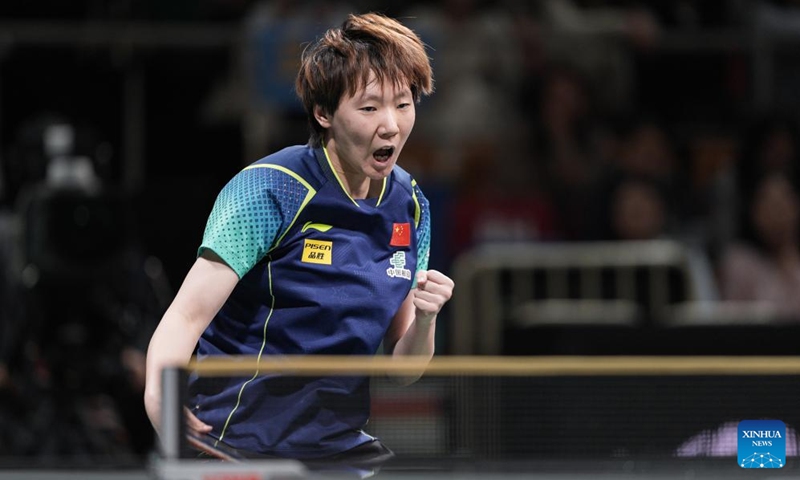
[{"xmin": 316, "ymin": 72, "xmax": 416, "ymax": 188}]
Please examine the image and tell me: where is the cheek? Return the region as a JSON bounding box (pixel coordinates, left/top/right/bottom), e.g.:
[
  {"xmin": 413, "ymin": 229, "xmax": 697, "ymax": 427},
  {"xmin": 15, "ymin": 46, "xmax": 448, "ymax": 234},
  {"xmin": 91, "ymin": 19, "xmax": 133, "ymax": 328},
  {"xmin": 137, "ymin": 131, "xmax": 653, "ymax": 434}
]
[
  {"xmin": 339, "ymin": 117, "xmax": 372, "ymax": 144},
  {"xmin": 401, "ymin": 112, "xmax": 416, "ymax": 136}
]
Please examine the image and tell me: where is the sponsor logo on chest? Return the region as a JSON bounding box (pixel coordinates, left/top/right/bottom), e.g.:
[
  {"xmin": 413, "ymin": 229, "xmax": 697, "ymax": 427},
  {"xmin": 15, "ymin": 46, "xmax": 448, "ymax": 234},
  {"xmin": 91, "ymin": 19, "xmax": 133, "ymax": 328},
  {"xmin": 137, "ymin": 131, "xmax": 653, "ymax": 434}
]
[
  {"xmin": 387, "ymin": 251, "xmax": 412, "ymax": 280},
  {"xmin": 301, "ymin": 239, "xmax": 332, "ymax": 265}
]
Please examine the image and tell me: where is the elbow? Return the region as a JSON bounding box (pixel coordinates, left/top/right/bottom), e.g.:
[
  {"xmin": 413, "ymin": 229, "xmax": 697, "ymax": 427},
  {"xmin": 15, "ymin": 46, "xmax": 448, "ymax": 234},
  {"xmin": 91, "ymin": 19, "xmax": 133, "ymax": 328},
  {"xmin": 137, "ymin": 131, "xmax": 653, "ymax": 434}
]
[
  {"xmin": 386, "ymin": 351, "xmax": 434, "ymax": 386},
  {"xmin": 388, "ymin": 372, "xmax": 424, "ymax": 387}
]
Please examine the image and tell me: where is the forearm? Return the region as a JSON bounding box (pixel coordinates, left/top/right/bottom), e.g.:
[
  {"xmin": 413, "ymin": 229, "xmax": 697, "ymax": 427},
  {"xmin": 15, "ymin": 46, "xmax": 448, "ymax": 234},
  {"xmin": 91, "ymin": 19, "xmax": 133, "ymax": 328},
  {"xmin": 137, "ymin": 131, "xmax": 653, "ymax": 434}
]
[
  {"xmin": 384, "ymin": 270, "xmax": 453, "ymax": 385},
  {"xmin": 143, "ymin": 253, "xmax": 240, "ymax": 431},
  {"xmin": 388, "ymin": 316, "xmax": 436, "ymax": 386},
  {"xmin": 144, "ymin": 309, "xmax": 208, "ymax": 429},
  {"xmin": 391, "ymin": 316, "xmax": 436, "ymax": 359}
]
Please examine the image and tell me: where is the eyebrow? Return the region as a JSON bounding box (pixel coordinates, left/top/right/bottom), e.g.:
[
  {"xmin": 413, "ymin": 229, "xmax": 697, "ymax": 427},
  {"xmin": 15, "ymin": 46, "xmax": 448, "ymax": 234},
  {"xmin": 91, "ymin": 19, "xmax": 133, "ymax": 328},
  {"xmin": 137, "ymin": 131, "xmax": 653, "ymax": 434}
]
[{"xmin": 359, "ymin": 90, "xmax": 412, "ymax": 103}]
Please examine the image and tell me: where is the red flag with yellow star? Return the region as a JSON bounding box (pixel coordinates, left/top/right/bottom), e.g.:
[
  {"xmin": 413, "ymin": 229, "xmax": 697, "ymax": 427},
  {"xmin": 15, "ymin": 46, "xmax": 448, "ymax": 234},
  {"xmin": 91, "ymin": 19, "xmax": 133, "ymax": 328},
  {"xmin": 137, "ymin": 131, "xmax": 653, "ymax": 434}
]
[{"xmin": 390, "ymin": 222, "xmax": 411, "ymax": 247}]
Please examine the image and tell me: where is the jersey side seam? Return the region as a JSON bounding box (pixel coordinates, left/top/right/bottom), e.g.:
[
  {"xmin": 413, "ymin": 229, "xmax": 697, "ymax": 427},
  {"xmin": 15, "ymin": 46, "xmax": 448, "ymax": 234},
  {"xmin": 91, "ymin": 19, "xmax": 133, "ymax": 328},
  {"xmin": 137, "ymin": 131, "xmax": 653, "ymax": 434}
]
[{"xmin": 216, "ymin": 257, "xmax": 277, "ymax": 445}]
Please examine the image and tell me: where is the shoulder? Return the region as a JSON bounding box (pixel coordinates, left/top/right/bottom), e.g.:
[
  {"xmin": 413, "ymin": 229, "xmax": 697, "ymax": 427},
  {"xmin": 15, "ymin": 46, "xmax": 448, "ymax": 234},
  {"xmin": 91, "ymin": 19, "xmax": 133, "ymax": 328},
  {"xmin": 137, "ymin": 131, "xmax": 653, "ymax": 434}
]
[
  {"xmin": 247, "ymin": 145, "xmax": 327, "ymax": 191},
  {"xmin": 392, "ymin": 165, "xmax": 424, "ymax": 198},
  {"xmin": 392, "ymin": 166, "xmax": 430, "ymax": 233},
  {"xmin": 215, "ymin": 145, "xmax": 325, "ymax": 209}
]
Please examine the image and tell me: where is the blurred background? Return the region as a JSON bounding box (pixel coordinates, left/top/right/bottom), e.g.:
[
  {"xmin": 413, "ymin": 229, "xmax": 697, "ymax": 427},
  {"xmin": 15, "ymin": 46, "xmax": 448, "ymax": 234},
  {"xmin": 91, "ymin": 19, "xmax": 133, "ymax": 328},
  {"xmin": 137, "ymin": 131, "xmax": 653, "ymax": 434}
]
[{"xmin": 2, "ymin": 0, "xmax": 800, "ymax": 468}]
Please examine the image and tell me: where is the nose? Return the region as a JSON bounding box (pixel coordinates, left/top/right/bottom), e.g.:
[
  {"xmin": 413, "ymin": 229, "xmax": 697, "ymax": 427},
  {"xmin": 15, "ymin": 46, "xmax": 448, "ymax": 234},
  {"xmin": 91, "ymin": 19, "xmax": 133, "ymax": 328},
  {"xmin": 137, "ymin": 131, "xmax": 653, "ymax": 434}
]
[{"xmin": 378, "ymin": 110, "xmax": 399, "ymax": 139}]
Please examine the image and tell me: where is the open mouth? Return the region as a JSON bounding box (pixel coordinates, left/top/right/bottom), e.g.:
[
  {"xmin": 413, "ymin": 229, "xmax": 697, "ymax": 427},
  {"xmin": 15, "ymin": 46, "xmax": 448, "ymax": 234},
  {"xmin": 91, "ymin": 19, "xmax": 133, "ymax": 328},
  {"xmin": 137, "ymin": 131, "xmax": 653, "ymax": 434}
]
[{"xmin": 373, "ymin": 146, "xmax": 395, "ymax": 162}]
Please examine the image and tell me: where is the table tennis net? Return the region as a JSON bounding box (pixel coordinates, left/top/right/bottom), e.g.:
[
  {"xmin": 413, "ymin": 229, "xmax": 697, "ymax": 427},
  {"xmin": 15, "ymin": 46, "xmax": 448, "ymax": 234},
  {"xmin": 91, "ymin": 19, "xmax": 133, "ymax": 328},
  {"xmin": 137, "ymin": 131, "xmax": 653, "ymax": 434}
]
[{"xmin": 163, "ymin": 356, "xmax": 800, "ymax": 461}]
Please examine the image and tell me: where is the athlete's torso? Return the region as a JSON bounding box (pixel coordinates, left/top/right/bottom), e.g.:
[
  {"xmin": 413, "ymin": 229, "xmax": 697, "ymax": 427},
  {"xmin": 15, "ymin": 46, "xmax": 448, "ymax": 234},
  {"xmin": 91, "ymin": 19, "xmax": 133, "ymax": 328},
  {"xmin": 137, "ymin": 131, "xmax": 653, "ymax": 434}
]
[{"xmin": 188, "ymin": 145, "xmax": 430, "ymax": 458}]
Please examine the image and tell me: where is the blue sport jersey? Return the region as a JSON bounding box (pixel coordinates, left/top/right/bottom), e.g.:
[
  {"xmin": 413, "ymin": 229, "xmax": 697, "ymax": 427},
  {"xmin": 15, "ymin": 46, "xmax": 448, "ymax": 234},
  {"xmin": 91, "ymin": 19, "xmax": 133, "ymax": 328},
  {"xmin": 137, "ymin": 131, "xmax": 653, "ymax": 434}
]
[{"xmin": 188, "ymin": 144, "xmax": 431, "ymax": 458}]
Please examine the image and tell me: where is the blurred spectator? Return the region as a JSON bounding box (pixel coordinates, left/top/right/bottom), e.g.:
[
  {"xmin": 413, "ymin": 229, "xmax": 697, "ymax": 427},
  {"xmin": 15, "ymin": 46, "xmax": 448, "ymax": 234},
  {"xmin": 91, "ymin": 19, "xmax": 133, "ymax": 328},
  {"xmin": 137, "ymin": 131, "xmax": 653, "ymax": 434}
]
[
  {"xmin": 533, "ymin": 0, "xmax": 661, "ymax": 113},
  {"xmin": 404, "ymin": 0, "xmax": 524, "ymax": 182},
  {"xmin": 450, "ymin": 131, "xmax": 562, "ymax": 259},
  {"xmin": 737, "ymin": 115, "xmax": 800, "ymax": 198},
  {"xmin": 601, "ymin": 172, "xmax": 719, "ymax": 302},
  {"xmin": 532, "ymin": 64, "xmax": 606, "ymax": 240},
  {"xmin": 607, "ymin": 117, "xmax": 697, "ymax": 239},
  {"xmin": 714, "ymin": 113, "xmax": 800, "ymax": 260},
  {"xmin": 239, "ymin": 0, "xmax": 353, "ymax": 159},
  {"xmin": 686, "ymin": 132, "xmax": 740, "ymax": 261},
  {"xmin": 719, "ymin": 172, "xmax": 800, "ymax": 321},
  {"xmin": 687, "ymin": 117, "xmax": 800, "ymax": 270},
  {"xmin": 616, "ymin": 118, "xmax": 678, "ymax": 182},
  {"xmin": 607, "ymin": 176, "xmax": 669, "ymax": 241}
]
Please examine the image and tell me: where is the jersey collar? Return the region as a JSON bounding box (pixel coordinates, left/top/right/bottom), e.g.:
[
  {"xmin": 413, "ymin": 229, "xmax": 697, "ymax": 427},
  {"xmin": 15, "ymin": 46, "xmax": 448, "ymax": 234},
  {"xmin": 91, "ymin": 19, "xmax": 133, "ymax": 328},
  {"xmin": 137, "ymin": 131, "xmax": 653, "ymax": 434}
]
[{"xmin": 313, "ymin": 145, "xmax": 388, "ymax": 207}]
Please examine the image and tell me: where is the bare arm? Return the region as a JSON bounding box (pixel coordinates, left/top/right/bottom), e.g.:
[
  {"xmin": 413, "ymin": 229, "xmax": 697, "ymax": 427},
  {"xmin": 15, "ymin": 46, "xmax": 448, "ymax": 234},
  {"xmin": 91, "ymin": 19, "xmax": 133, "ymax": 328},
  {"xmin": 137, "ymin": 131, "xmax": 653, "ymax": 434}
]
[
  {"xmin": 144, "ymin": 251, "xmax": 239, "ymax": 434},
  {"xmin": 383, "ymin": 269, "xmax": 454, "ymax": 385}
]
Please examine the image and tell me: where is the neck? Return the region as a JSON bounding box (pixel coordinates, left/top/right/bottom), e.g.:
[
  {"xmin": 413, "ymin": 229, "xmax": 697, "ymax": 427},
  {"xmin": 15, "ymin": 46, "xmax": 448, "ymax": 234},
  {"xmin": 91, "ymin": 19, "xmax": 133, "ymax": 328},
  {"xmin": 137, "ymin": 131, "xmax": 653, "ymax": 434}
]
[
  {"xmin": 348, "ymin": 179, "xmax": 384, "ymax": 200},
  {"xmin": 341, "ymin": 171, "xmax": 370, "ymax": 199},
  {"xmin": 322, "ymin": 141, "xmax": 381, "ymax": 200}
]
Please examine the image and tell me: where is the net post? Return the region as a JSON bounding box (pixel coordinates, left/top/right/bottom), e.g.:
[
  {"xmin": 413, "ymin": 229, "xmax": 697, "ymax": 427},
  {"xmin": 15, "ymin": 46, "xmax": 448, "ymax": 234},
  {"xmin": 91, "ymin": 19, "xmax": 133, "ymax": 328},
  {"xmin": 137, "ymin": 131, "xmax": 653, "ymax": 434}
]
[{"xmin": 160, "ymin": 366, "xmax": 188, "ymax": 460}]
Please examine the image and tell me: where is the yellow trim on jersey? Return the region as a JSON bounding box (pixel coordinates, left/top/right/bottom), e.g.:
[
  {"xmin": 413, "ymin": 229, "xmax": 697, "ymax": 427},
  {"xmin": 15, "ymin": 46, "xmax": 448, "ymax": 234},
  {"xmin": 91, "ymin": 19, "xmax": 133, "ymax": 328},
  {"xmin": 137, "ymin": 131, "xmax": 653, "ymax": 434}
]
[
  {"xmin": 322, "ymin": 144, "xmax": 359, "ymax": 206},
  {"xmin": 244, "ymin": 163, "xmax": 314, "ymax": 192},
  {"xmin": 322, "ymin": 144, "xmax": 387, "ymax": 207},
  {"xmin": 243, "ymin": 164, "xmax": 317, "ymax": 249},
  {"xmin": 375, "ymin": 177, "xmax": 387, "ymax": 207},
  {"xmin": 217, "ymin": 259, "xmax": 276, "ymax": 446},
  {"xmin": 411, "ymin": 179, "xmax": 421, "ymax": 228}
]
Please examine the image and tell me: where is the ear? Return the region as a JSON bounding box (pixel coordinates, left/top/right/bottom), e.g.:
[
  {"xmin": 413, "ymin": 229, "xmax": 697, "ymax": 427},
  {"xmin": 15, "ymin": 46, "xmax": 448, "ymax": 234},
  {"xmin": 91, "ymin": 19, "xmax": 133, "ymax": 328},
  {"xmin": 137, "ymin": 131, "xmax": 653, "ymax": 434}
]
[{"xmin": 314, "ymin": 105, "xmax": 332, "ymax": 129}]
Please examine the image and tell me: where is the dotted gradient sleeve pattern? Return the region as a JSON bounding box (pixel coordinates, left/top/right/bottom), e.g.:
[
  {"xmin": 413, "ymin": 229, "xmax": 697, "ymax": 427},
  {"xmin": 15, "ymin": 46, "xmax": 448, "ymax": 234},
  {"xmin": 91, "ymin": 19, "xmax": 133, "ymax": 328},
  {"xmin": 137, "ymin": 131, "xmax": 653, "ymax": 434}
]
[
  {"xmin": 414, "ymin": 182, "xmax": 431, "ymax": 275},
  {"xmin": 198, "ymin": 166, "xmax": 310, "ymax": 278}
]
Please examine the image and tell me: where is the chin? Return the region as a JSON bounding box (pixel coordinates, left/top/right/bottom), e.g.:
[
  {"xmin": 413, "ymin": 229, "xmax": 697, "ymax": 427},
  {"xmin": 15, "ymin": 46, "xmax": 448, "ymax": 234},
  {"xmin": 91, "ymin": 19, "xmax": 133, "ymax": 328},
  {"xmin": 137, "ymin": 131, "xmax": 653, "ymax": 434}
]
[{"xmin": 368, "ymin": 162, "xmax": 397, "ymax": 179}]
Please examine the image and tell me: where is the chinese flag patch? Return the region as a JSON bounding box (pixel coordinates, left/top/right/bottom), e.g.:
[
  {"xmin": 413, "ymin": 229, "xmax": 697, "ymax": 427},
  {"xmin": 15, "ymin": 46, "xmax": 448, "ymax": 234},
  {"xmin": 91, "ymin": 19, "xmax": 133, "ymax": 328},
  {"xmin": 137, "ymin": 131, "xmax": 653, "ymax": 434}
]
[{"xmin": 390, "ymin": 222, "xmax": 411, "ymax": 247}]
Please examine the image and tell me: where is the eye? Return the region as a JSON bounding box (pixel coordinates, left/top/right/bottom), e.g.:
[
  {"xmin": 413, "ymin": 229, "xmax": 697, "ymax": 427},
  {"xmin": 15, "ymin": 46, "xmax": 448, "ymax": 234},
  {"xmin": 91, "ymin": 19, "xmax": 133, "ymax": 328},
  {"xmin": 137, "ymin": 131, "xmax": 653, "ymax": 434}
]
[
  {"xmin": 398, "ymin": 103, "xmax": 411, "ymax": 110},
  {"xmin": 360, "ymin": 106, "xmax": 377, "ymax": 112}
]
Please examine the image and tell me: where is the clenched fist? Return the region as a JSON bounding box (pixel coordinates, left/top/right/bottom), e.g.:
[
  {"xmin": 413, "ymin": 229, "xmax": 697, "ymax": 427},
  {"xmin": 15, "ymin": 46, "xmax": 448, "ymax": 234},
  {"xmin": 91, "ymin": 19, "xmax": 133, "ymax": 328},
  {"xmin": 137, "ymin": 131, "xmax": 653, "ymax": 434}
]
[{"xmin": 412, "ymin": 269, "xmax": 454, "ymax": 324}]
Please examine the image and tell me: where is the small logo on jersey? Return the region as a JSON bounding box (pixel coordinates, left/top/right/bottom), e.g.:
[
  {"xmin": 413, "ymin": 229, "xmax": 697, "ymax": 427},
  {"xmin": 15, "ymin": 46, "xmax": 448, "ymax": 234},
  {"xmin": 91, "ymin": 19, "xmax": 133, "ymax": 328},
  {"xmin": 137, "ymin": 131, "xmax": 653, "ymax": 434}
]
[
  {"xmin": 302, "ymin": 239, "xmax": 332, "ymax": 265},
  {"xmin": 738, "ymin": 420, "xmax": 786, "ymax": 468},
  {"xmin": 390, "ymin": 223, "xmax": 411, "ymax": 247},
  {"xmin": 302, "ymin": 221, "xmax": 332, "ymax": 233},
  {"xmin": 387, "ymin": 251, "xmax": 412, "ymax": 279}
]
